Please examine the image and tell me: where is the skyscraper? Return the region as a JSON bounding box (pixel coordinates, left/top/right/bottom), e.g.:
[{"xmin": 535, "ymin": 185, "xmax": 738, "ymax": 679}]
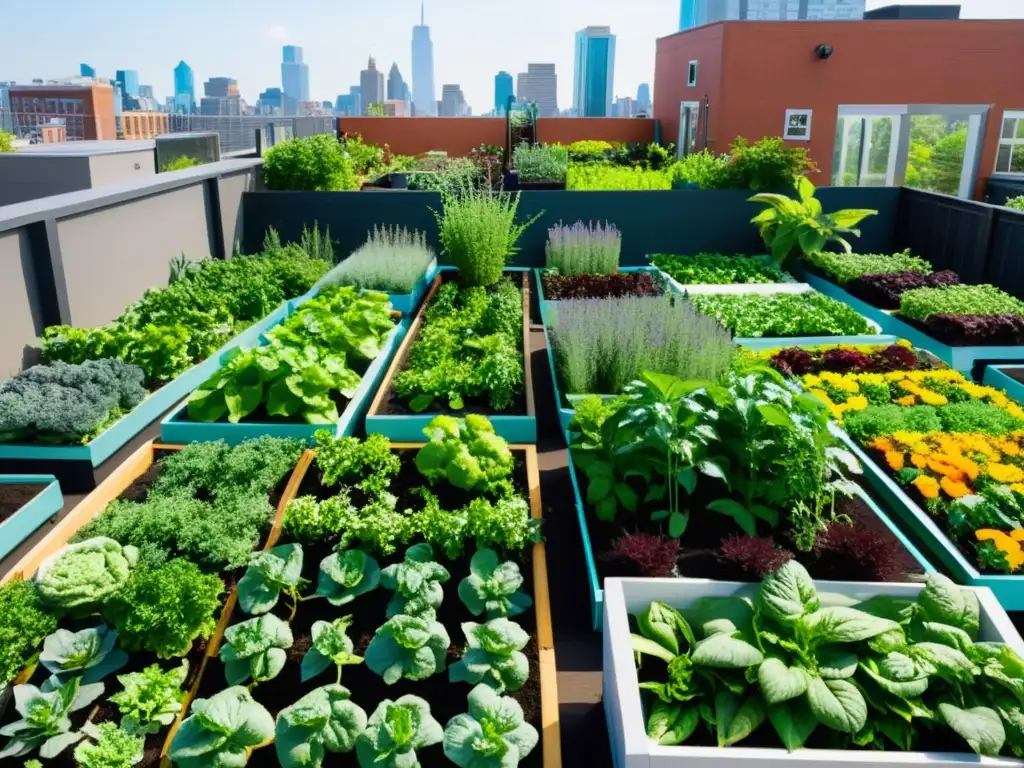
[
  {"xmin": 440, "ymin": 84, "xmax": 467, "ymax": 117},
  {"xmin": 138, "ymin": 85, "xmax": 155, "ymax": 99},
  {"xmin": 411, "ymin": 3, "xmax": 437, "ymax": 116},
  {"xmin": 516, "ymin": 64, "xmax": 557, "ymax": 117},
  {"xmin": 494, "ymin": 71, "xmax": 514, "ymax": 114},
  {"xmin": 636, "ymin": 83, "xmax": 651, "ymax": 114},
  {"xmin": 679, "ymin": 0, "xmax": 863, "ymax": 28},
  {"xmin": 173, "ymin": 60, "xmax": 195, "ymax": 114},
  {"xmin": 115, "ymin": 70, "xmax": 140, "ymax": 98},
  {"xmin": 259, "ymin": 87, "xmax": 285, "ymax": 115},
  {"xmin": 80, "ymin": 64, "xmax": 96, "ymax": 78},
  {"xmin": 204, "ymin": 77, "xmax": 239, "ymax": 98},
  {"xmin": 387, "ymin": 63, "xmax": 407, "ymax": 102},
  {"xmin": 281, "ymin": 45, "xmax": 310, "ymax": 116},
  {"xmin": 360, "ymin": 57, "xmax": 385, "ymax": 114},
  {"xmin": 573, "ymin": 27, "xmax": 616, "ymax": 118}
]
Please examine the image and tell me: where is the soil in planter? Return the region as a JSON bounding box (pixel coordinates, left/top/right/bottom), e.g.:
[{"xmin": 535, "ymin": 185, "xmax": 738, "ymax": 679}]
[
  {"xmin": 0, "ymin": 483, "xmax": 47, "ymax": 524},
  {"xmin": 200, "ymin": 453, "xmax": 542, "ymax": 768},
  {"xmin": 541, "ymin": 271, "xmax": 666, "ymax": 301},
  {"xmin": 377, "ymin": 273, "xmax": 528, "ymax": 418},
  {"xmin": 1003, "ymin": 367, "xmax": 1024, "ymax": 387},
  {"xmin": 896, "ymin": 312, "xmax": 1024, "ymax": 347}
]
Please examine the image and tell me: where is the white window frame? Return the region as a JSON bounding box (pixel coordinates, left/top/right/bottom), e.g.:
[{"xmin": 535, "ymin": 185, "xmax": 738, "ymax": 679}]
[
  {"xmin": 783, "ymin": 108, "xmax": 812, "ymax": 141},
  {"xmin": 995, "ymin": 110, "xmax": 1024, "ymax": 175},
  {"xmin": 687, "ymin": 61, "xmax": 698, "ymax": 87}
]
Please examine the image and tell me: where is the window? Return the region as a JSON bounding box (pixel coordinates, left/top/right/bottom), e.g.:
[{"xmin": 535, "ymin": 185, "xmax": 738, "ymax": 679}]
[
  {"xmin": 687, "ymin": 61, "xmax": 698, "ymax": 87},
  {"xmin": 784, "ymin": 108, "xmax": 812, "ymax": 141},
  {"xmin": 995, "ymin": 111, "xmax": 1024, "ymax": 174}
]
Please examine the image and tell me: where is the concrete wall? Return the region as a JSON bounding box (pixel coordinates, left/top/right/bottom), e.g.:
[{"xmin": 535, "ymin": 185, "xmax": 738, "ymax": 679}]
[
  {"xmin": 0, "ymin": 158, "xmax": 262, "ymax": 376},
  {"xmin": 87, "ymin": 151, "xmax": 156, "ymax": 188},
  {"xmin": 0, "ymin": 156, "xmax": 93, "ymax": 206}
]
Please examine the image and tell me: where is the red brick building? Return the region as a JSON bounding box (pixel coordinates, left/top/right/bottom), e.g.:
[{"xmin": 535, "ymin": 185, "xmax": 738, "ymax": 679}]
[
  {"xmin": 654, "ymin": 19, "xmax": 1024, "ymax": 198},
  {"xmin": 9, "ymin": 82, "xmax": 116, "ymax": 141}
]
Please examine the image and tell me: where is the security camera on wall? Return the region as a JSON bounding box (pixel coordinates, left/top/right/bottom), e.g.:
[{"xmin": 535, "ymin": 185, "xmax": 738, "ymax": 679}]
[{"xmin": 815, "ymin": 44, "xmax": 834, "ymax": 60}]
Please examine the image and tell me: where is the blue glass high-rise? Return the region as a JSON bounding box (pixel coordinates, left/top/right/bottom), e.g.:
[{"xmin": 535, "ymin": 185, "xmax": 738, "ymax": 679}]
[
  {"xmin": 115, "ymin": 70, "xmax": 140, "ymax": 98},
  {"xmin": 412, "ymin": 3, "xmax": 437, "ymax": 116},
  {"xmin": 494, "ymin": 71, "xmax": 514, "ymax": 114},
  {"xmin": 572, "ymin": 27, "xmax": 616, "ymax": 118},
  {"xmin": 281, "ymin": 45, "xmax": 310, "ymax": 116},
  {"xmin": 173, "ymin": 60, "xmax": 195, "ymax": 114}
]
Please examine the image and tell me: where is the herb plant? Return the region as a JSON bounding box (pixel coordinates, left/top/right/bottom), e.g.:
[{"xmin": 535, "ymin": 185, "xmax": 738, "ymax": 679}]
[
  {"xmin": 381, "ymin": 543, "xmax": 451, "ymax": 619},
  {"xmin": 263, "ymin": 134, "xmax": 358, "ymax": 191},
  {"xmin": 567, "ymin": 164, "xmax": 672, "ymax": 190},
  {"xmin": 74, "ymin": 721, "xmax": 144, "ymax": 768},
  {"xmin": 414, "ymin": 414, "xmax": 514, "ymax": 494},
  {"xmin": 444, "ymin": 684, "xmax": 539, "ymax": 768},
  {"xmin": 38, "ymin": 625, "xmax": 128, "ymax": 688},
  {"xmin": 237, "ymin": 543, "xmax": 306, "ymax": 618},
  {"xmin": 458, "ymin": 548, "xmax": 532, "ymax": 619},
  {"xmin": 0, "ymin": 678, "xmax": 103, "ymax": 759},
  {"xmin": 691, "ymin": 292, "xmax": 876, "ymax": 337},
  {"xmin": 354, "ymin": 696, "xmax": 443, "ymax": 768},
  {"xmin": 847, "ymin": 270, "xmax": 960, "ymax": 309},
  {"xmin": 807, "ymin": 249, "xmax": 932, "ymax": 284},
  {"xmin": 109, "ymin": 662, "xmax": 188, "ymax": 736},
  {"xmin": 544, "ymin": 220, "xmax": 621, "ymax": 275},
  {"xmin": 220, "ymin": 614, "xmax": 294, "ymax": 687},
  {"xmin": 1007, "ymin": 195, "xmax": 1024, "ymax": 211},
  {"xmin": 651, "ymin": 253, "xmax": 787, "ymax": 285},
  {"xmin": 513, "ymin": 142, "xmax": 568, "ymax": 182},
  {"xmin": 169, "ymin": 686, "xmax": 275, "ymax": 767},
  {"xmin": 0, "ymin": 580, "xmax": 58, "ymax": 687},
  {"xmin": 321, "ymin": 226, "xmax": 435, "ymax": 294},
  {"xmin": 365, "ymin": 615, "xmax": 451, "ymax": 684},
  {"xmin": 275, "ymin": 684, "xmax": 367, "ymax": 767},
  {"xmin": 301, "ymin": 617, "xmax": 364, "ymax": 684},
  {"xmin": 314, "ymin": 430, "xmax": 399, "ymax": 495},
  {"xmin": 315, "ymin": 549, "xmax": 381, "ymax": 606},
  {"xmin": 35, "ymin": 537, "xmax": 138, "ymax": 612},
  {"xmin": 450, "ymin": 618, "xmax": 531, "ymax": 693},
  {"xmin": 899, "ymin": 284, "xmax": 1024, "ymax": 321}
]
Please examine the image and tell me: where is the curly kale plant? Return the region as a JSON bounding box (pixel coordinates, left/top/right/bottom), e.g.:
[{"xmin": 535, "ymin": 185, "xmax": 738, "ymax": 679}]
[
  {"xmin": 39, "ymin": 624, "xmax": 128, "ymax": 688},
  {"xmin": 237, "ymin": 543, "xmax": 306, "ymax": 618},
  {"xmin": 169, "ymin": 686, "xmax": 275, "ymax": 767},
  {"xmin": 0, "ymin": 580, "xmax": 58, "ymax": 687},
  {"xmin": 365, "ymin": 615, "xmax": 450, "ymax": 684},
  {"xmin": 220, "ymin": 614, "xmax": 294, "ymax": 687},
  {"xmin": 315, "ymin": 549, "xmax": 381, "ymax": 607},
  {"xmin": 458, "ymin": 548, "xmax": 533, "ymax": 619},
  {"xmin": 301, "ymin": 616, "xmax": 364, "ymax": 684},
  {"xmin": 444, "ymin": 684, "xmax": 539, "ymax": 768},
  {"xmin": 355, "ymin": 696, "xmax": 443, "ymax": 768},
  {"xmin": 35, "ymin": 537, "xmax": 138, "ymax": 612},
  {"xmin": 109, "ymin": 662, "xmax": 188, "ymax": 736},
  {"xmin": 0, "ymin": 678, "xmax": 104, "ymax": 759},
  {"xmin": 414, "ymin": 414, "xmax": 514, "ymax": 493},
  {"xmin": 73, "ymin": 722, "xmax": 144, "ymax": 768},
  {"xmin": 314, "ymin": 431, "xmax": 400, "ymax": 496},
  {"xmin": 450, "ymin": 618, "xmax": 531, "ymax": 693},
  {"xmin": 381, "ymin": 543, "xmax": 451, "ymax": 619},
  {"xmin": 275, "ymin": 684, "xmax": 367, "ymax": 768}
]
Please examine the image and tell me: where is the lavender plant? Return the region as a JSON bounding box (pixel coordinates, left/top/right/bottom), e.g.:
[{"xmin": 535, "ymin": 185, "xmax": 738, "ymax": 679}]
[
  {"xmin": 548, "ymin": 295, "xmax": 735, "ymax": 396},
  {"xmin": 319, "ymin": 226, "xmax": 435, "ymax": 294},
  {"xmin": 544, "ymin": 220, "xmax": 621, "ymax": 276}
]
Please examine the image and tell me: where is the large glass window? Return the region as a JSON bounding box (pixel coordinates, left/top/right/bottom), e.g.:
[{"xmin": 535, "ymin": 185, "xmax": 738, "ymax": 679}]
[{"xmin": 995, "ymin": 111, "xmax": 1024, "ymax": 174}]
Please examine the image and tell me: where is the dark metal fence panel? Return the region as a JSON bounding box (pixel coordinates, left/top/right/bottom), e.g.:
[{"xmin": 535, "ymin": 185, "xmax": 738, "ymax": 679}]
[
  {"xmin": 985, "ymin": 176, "xmax": 1024, "ymax": 207},
  {"xmin": 893, "ymin": 188, "xmax": 994, "ymax": 284},
  {"xmin": 986, "ymin": 208, "xmax": 1024, "ymax": 298}
]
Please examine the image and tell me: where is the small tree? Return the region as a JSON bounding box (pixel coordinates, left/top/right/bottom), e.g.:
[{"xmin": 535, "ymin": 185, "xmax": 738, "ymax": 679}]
[
  {"xmin": 0, "ymin": 130, "xmax": 14, "ymax": 153},
  {"xmin": 263, "ymin": 135, "xmax": 357, "ymax": 191}
]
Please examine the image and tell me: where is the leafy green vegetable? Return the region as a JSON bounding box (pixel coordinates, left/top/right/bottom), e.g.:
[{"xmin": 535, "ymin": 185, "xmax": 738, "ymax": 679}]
[
  {"xmin": 35, "ymin": 537, "xmax": 138, "ymax": 612},
  {"xmin": 458, "ymin": 548, "xmax": 532, "ymax": 619},
  {"xmin": 109, "ymin": 662, "xmax": 188, "ymax": 736},
  {"xmin": 354, "ymin": 695, "xmax": 443, "ymax": 768},
  {"xmin": 315, "ymin": 549, "xmax": 380, "ymax": 607},
  {"xmin": 38, "ymin": 624, "xmax": 127, "ymax": 688},
  {"xmin": 450, "ymin": 618, "xmax": 531, "ymax": 693},
  {"xmin": 414, "ymin": 414, "xmax": 514, "ymax": 494},
  {"xmin": 0, "ymin": 580, "xmax": 58, "ymax": 686},
  {"xmin": 365, "ymin": 615, "xmax": 450, "ymax": 684},
  {"xmin": 0, "ymin": 678, "xmax": 103, "ymax": 759},
  {"xmin": 237, "ymin": 543, "xmax": 306, "ymax": 616},
  {"xmin": 220, "ymin": 614, "xmax": 294, "ymax": 687},
  {"xmin": 73, "ymin": 722, "xmax": 144, "ymax": 768},
  {"xmin": 900, "ymin": 284, "xmax": 1024, "ymax": 321},
  {"xmin": 275, "ymin": 684, "xmax": 367, "ymax": 767},
  {"xmin": 314, "ymin": 430, "xmax": 399, "ymax": 496},
  {"xmin": 169, "ymin": 686, "xmax": 275, "ymax": 768},
  {"xmin": 691, "ymin": 292, "xmax": 876, "ymax": 338},
  {"xmin": 301, "ymin": 617, "xmax": 364, "ymax": 684},
  {"xmin": 651, "ymin": 253, "xmax": 787, "ymax": 285},
  {"xmin": 444, "ymin": 683, "xmax": 539, "ymax": 768},
  {"xmin": 380, "ymin": 543, "xmax": 451, "ymax": 619},
  {"xmin": 807, "ymin": 249, "xmax": 932, "ymax": 284}
]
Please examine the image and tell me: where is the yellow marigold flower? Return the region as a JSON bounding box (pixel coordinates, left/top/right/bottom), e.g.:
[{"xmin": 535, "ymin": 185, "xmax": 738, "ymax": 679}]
[
  {"xmin": 869, "ymin": 437, "xmax": 895, "ymax": 452},
  {"xmin": 911, "ymin": 453, "xmax": 928, "ymax": 468},
  {"xmin": 885, "ymin": 451, "xmax": 905, "ymax": 471},
  {"xmin": 976, "ymin": 529, "xmax": 1024, "ymax": 571},
  {"xmin": 844, "ymin": 396, "xmax": 869, "ymax": 411},
  {"xmin": 918, "ymin": 390, "xmax": 948, "ymax": 406},
  {"xmin": 1011, "ymin": 483, "xmax": 1024, "ymax": 497},
  {"xmin": 913, "ymin": 475, "xmax": 940, "ymax": 499},
  {"xmin": 821, "ymin": 372, "xmax": 859, "ymax": 393},
  {"xmin": 940, "ymin": 476, "xmax": 971, "ymax": 499},
  {"xmin": 897, "ymin": 339, "xmax": 912, "ymax": 348},
  {"xmin": 927, "ymin": 458, "xmax": 964, "ymax": 482},
  {"xmin": 987, "ymin": 463, "xmax": 1024, "ymax": 484},
  {"xmin": 859, "ymin": 373, "xmax": 886, "ymax": 386},
  {"xmin": 895, "ymin": 395, "xmax": 916, "ymax": 406},
  {"xmin": 803, "ymin": 374, "xmax": 822, "ymax": 389},
  {"xmin": 808, "ymin": 389, "xmax": 832, "ymax": 406},
  {"xmin": 1000, "ymin": 441, "xmax": 1021, "ymax": 457},
  {"xmin": 1012, "ymin": 529, "xmax": 1024, "ymax": 541}
]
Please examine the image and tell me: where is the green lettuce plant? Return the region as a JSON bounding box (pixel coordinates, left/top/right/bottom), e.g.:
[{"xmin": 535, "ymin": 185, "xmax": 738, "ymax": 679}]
[
  {"xmin": 380, "ymin": 543, "xmax": 451, "ymax": 619},
  {"xmin": 301, "ymin": 617, "xmax": 364, "ymax": 684},
  {"xmin": 458, "ymin": 548, "xmax": 532, "ymax": 619},
  {"xmin": 0, "ymin": 580, "xmax": 58, "ymax": 689},
  {"xmin": 365, "ymin": 615, "xmax": 450, "ymax": 684},
  {"xmin": 0, "ymin": 678, "xmax": 104, "ymax": 759},
  {"xmin": 35, "ymin": 537, "xmax": 138, "ymax": 612},
  {"xmin": 38, "ymin": 624, "xmax": 128, "ymax": 688},
  {"xmin": 237, "ymin": 543, "xmax": 307, "ymax": 619},
  {"xmin": 414, "ymin": 414, "xmax": 514, "ymax": 494},
  {"xmin": 109, "ymin": 662, "xmax": 189, "ymax": 736},
  {"xmin": 314, "ymin": 431, "xmax": 400, "ymax": 495},
  {"xmin": 1007, "ymin": 195, "xmax": 1024, "ymax": 211},
  {"xmin": 220, "ymin": 614, "xmax": 294, "ymax": 687},
  {"xmin": 450, "ymin": 618, "xmax": 530, "ymax": 693},
  {"xmin": 169, "ymin": 686, "xmax": 275, "ymax": 767},
  {"xmin": 315, "ymin": 549, "xmax": 381, "ymax": 606},
  {"xmin": 354, "ymin": 696, "xmax": 443, "ymax": 768},
  {"xmin": 444, "ymin": 684, "xmax": 539, "ymax": 767},
  {"xmin": 275, "ymin": 684, "xmax": 367, "ymax": 768},
  {"xmin": 73, "ymin": 722, "xmax": 144, "ymax": 768}
]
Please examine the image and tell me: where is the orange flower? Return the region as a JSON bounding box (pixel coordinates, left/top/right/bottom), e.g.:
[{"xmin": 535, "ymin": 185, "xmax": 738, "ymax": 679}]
[
  {"xmin": 869, "ymin": 437, "xmax": 895, "ymax": 452},
  {"xmin": 911, "ymin": 454, "xmax": 928, "ymax": 469},
  {"xmin": 913, "ymin": 475, "xmax": 940, "ymax": 499},
  {"xmin": 976, "ymin": 529, "xmax": 1024, "ymax": 571},
  {"xmin": 895, "ymin": 394, "xmax": 916, "ymax": 406},
  {"xmin": 885, "ymin": 451, "xmax": 905, "ymax": 471},
  {"xmin": 927, "ymin": 457, "xmax": 965, "ymax": 482},
  {"xmin": 987, "ymin": 463, "xmax": 1024, "ymax": 484},
  {"xmin": 941, "ymin": 476, "xmax": 971, "ymax": 499}
]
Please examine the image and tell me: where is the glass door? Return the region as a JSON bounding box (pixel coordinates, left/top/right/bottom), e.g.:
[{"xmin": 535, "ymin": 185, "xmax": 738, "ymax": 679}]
[
  {"xmin": 832, "ymin": 112, "xmax": 901, "ymax": 187},
  {"xmin": 678, "ymin": 101, "xmax": 700, "ymax": 158}
]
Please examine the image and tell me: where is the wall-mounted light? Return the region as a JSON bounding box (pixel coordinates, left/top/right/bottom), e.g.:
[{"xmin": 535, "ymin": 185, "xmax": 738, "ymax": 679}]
[{"xmin": 815, "ymin": 44, "xmax": 834, "ymax": 60}]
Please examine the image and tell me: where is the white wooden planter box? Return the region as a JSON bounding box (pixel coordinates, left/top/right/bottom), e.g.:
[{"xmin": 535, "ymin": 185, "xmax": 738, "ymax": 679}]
[{"xmin": 603, "ymin": 577, "xmax": 1024, "ymax": 768}]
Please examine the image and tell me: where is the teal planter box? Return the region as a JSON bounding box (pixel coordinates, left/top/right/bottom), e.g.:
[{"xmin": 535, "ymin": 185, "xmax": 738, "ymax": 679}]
[
  {"xmin": 797, "ymin": 268, "xmax": 1024, "ymax": 374},
  {"xmin": 366, "ymin": 269, "xmax": 537, "ymax": 444},
  {"xmin": 0, "ymin": 303, "xmax": 291, "ymax": 492},
  {"xmin": 836, "ymin": 429, "xmax": 1024, "ymax": 609},
  {"xmin": 735, "ymin": 331, "xmax": 898, "ymax": 351},
  {"xmin": 304, "ymin": 261, "xmax": 439, "ymax": 316},
  {"xmin": 568, "ymin": 446, "xmax": 936, "ymax": 631},
  {"xmin": 160, "ymin": 321, "xmax": 408, "ymax": 446},
  {"xmin": 0, "ymin": 476, "xmax": 63, "ymax": 562},
  {"xmin": 984, "ymin": 365, "xmax": 1024, "ymax": 405}
]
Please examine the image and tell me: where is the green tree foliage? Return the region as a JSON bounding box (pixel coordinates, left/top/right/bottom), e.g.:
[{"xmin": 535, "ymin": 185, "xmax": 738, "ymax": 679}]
[{"xmin": 263, "ymin": 135, "xmax": 358, "ymax": 191}]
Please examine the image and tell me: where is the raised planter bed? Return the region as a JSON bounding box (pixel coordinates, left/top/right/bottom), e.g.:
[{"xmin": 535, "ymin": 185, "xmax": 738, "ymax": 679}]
[
  {"xmin": 305, "ymin": 260, "xmax": 439, "ymax": 315},
  {"xmin": 534, "ymin": 267, "xmax": 668, "ymax": 307},
  {"xmin": 797, "ymin": 267, "xmax": 1024, "ymax": 373},
  {"xmin": 602, "ymin": 575, "xmax": 1024, "ymax": 768},
  {"xmin": 366, "ymin": 269, "xmax": 537, "ymax": 443},
  {"xmin": 984, "ymin": 364, "xmax": 1024, "ymax": 407},
  {"xmin": 0, "ymin": 475, "xmax": 63, "ymax": 562},
  {"xmin": 650, "ymin": 253, "xmax": 800, "ymax": 296},
  {"xmin": 0, "ymin": 303, "xmax": 291, "ymax": 492}
]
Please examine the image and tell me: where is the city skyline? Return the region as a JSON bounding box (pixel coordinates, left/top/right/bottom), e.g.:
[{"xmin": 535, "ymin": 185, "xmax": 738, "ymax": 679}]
[{"xmin": 2, "ymin": 0, "xmax": 1020, "ymax": 115}]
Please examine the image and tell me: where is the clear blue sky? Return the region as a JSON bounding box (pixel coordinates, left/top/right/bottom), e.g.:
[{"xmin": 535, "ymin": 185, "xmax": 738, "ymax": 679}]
[{"xmin": 1, "ymin": 0, "xmax": 1020, "ymax": 112}]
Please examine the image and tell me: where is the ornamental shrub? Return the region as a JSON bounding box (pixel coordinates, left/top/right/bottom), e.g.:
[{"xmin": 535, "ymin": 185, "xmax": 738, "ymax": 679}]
[
  {"xmin": 566, "ymin": 140, "xmax": 614, "ymax": 163},
  {"xmin": 0, "ymin": 130, "xmax": 13, "ymax": 153},
  {"xmin": 1007, "ymin": 195, "xmax": 1024, "ymax": 211},
  {"xmin": 513, "ymin": 143, "xmax": 568, "ymax": 182},
  {"xmin": 668, "ymin": 151, "xmax": 730, "ymax": 189},
  {"xmin": 263, "ymin": 135, "xmax": 358, "ymax": 191},
  {"xmin": 724, "ymin": 135, "xmax": 816, "ymax": 191}
]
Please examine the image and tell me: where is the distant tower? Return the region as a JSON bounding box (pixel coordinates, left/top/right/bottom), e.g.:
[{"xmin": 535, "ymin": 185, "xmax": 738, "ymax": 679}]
[
  {"xmin": 573, "ymin": 26, "xmax": 616, "ymax": 118},
  {"xmin": 173, "ymin": 60, "xmax": 195, "ymax": 114},
  {"xmin": 360, "ymin": 57, "xmax": 385, "ymax": 114},
  {"xmin": 281, "ymin": 45, "xmax": 310, "ymax": 116},
  {"xmin": 411, "ymin": 3, "xmax": 437, "ymax": 116},
  {"xmin": 636, "ymin": 83, "xmax": 652, "ymax": 114},
  {"xmin": 494, "ymin": 71, "xmax": 514, "ymax": 114}
]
